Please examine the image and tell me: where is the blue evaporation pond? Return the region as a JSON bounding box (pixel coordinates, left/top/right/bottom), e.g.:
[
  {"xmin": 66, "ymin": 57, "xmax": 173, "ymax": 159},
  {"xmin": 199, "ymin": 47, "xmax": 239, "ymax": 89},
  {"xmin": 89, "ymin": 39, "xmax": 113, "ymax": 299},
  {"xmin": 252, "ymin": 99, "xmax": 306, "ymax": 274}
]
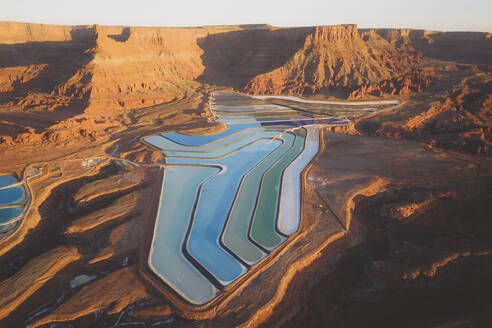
[
  {"xmin": 221, "ymin": 132, "xmax": 297, "ymax": 265},
  {"xmin": 149, "ymin": 165, "xmax": 220, "ymax": 305},
  {"xmin": 184, "ymin": 138, "xmax": 282, "ymax": 286},
  {"xmin": 0, "ymin": 186, "xmax": 25, "ymax": 205},
  {"xmin": 0, "ymin": 175, "xmax": 17, "ymax": 188},
  {"xmin": 165, "ymin": 130, "xmax": 281, "ymax": 159},
  {"xmin": 221, "ymin": 118, "xmax": 260, "ymax": 124},
  {"xmin": 162, "ymin": 123, "xmax": 259, "ymax": 146},
  {"xmin": 145, "ymin": 127, "xmax": 264, "ymax": 153},
  {"xmin": 259, "ymin": 117, "xmax": 350, "ymax": 127},
  {"xmin": 0, "ymin": 206, "xmax": 23, "ymax": 224}
]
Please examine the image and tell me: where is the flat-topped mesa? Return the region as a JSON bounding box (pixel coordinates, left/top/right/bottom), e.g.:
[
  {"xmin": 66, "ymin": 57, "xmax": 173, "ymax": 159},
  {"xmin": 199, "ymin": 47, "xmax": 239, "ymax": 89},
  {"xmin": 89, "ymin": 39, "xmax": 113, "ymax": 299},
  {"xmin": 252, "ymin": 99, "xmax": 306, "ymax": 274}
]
[{"xmin": 305, "ymin": 24, "xmax": 360, "ymax": 45}]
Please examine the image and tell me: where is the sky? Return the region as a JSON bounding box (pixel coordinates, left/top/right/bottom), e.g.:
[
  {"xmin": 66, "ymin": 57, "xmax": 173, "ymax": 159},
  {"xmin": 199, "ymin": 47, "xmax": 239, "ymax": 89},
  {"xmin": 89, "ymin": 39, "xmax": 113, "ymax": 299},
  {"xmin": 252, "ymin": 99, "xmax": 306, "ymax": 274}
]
[{"xmin": 2, "ymin": 0, "xmax": 492, "ymax": 32}]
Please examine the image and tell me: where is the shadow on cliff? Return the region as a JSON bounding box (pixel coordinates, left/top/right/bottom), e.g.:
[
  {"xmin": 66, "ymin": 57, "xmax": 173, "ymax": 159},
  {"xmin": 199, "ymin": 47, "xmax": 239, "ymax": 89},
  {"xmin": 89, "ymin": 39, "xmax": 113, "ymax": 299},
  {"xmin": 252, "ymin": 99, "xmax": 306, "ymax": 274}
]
[
  {"xmin": 0, "ymin": 26, "xmax": 94, "ymax": 98},
  {"xmin": 365, "ymin": 28, "xmax": 492, "ymax": 66},
  {"xmin": 107, "ymin": 27, "xmax": 130, "ymax": 42},
  {"xmin": 0, "ymin": 27, "xmax": 95, "ymax": 135},
  {"xmin": 196, "ymin": 27, "xmax": 314, "ymax": 89}
]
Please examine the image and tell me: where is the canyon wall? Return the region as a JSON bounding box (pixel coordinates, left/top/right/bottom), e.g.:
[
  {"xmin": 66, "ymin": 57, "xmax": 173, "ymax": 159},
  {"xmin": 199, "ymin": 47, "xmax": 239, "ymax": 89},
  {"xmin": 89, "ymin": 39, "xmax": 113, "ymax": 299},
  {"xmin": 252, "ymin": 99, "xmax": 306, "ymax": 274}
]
[
  {"xmin": 2, "ymin": 22, "xmax": 491, "ymax": 114},
  {"xmin": 0, "ymin": 22, "xmax": 431, "ymax": 113},
  {"xmin": 365, "ymin": 28, "xmax": 492, "ymax": 65},
  {"xmin": 0, "ymin": 22, "xmax": 490, "ymax": 154},
  {"xmin": 243, "ymin": 25, "xmax": 421, "ymax": 95}
]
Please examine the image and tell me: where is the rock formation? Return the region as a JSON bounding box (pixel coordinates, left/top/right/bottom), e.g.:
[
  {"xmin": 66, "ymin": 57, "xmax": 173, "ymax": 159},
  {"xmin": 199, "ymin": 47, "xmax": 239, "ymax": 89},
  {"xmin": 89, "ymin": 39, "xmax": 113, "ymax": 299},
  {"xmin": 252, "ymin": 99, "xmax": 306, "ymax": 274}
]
[
  {"xmin": 366, "ymin": 28, "xmax": 492, "ymax": 65},
  {"xmin": 243, "ymin": 25, "xmax": 423, "ymax": 95}
]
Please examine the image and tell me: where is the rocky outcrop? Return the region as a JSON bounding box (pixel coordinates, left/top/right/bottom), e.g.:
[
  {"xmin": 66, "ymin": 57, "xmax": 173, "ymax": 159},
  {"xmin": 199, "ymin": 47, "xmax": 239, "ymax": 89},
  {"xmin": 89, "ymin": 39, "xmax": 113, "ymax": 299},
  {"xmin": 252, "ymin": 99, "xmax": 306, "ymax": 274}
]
[
  {"xmin": 355, "ymin": 77, "xmax": 492, "ymax": 155},
  {"xmin": 1, "ymin": 23, "xmax": 430, "ymax": 114},
  {"xmin": 348, "ymin": 69, "xmax": 434, "ymax": 99},
  {"xmin": 1, "ymin": 22, "xmax": 490, "ymax": 115},
  {"xmin": 243, "ymin": 25, "xmax": 422, "ymax": 95},
  {"xmin": 366, "ymin": 28, "xmax": 492, "ymax": 66},
  {"xmin": 284, "ymin": 174, "xmax": 492, "ymax": 328},
  {"xmin": 0, "ymin": 21, "xmax": 490, "ymax": 155},
  {"xmin": 0, "ymin": 22, "xmax": 221, "ymax": 113},
  {"xmin": 80, "ymin": 25, "xmax": 211, "ymax": 112}
]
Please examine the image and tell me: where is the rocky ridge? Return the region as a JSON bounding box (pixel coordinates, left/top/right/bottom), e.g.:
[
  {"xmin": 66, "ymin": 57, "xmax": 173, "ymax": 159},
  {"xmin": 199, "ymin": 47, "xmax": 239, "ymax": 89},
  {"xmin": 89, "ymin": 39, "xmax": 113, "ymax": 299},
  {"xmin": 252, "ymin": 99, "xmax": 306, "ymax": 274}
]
[{"xmin": 243, "ymin": 25, "xmax": 423, "ymax": 95}]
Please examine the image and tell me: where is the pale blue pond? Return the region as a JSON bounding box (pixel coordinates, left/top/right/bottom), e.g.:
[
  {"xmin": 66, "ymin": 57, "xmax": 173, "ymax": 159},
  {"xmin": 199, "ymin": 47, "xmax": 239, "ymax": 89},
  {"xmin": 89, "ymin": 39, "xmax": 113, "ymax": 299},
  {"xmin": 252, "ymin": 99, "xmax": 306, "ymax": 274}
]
[
  {"xmin": 0, "ymin": 175, "xmax": 17, "ymax": 188},
  {"xmin": 222, "ymin": 116, "xmax": 314, "ymax": 123},
  {"xmin": 145, "ymin": 127, "xmax": 264, "ymax": 152},
  {"xmin": 165, "ymin": 130, "xmax": 282, "ymax": 160},
  {"xmin": 185, "ymin": 138, "xmax": 282, "ymax": 285},
  {"xmin": 212, "ymin": 105, "xmax": 288, "ymax": 112},
  {"xmin": 221, "ymin": 118, "xmax": 261, "ymax": 124},
  {"xmin": 162, "ymin": 123, "xmax": 259, "ymax": 146},
  {"xmin": 277, "ymin": 127, "xmax": 320, "ymax": 235},
  {"xmin": 148, "ymin": 166, "xmax": 220, "ymax": 305},
  {"xmin": 221, "ymin": 132, "xmax": 296, "ymax": 265},
  {"xmin": 144, "ymin": 92, "xmax": 337, "ymax": 305},
  {"xmin": 0, "ymin": 186, "xmax": 25, "ymax": 205},
  {"xmin": 0, "ymin": 206, "xmax": 23, "ymax": 225}
]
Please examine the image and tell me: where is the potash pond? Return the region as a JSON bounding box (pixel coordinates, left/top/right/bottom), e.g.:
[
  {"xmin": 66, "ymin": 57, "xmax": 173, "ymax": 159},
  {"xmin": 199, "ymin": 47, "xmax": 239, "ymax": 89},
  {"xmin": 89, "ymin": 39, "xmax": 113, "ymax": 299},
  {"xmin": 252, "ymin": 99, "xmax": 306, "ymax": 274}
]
[
  {"xmin": 143, "ymin": 92, "xmax": 394, "ymax": 305},
  {"xmin": 0, "ymin": 175, "xmax": 28, "ymax": 237}
]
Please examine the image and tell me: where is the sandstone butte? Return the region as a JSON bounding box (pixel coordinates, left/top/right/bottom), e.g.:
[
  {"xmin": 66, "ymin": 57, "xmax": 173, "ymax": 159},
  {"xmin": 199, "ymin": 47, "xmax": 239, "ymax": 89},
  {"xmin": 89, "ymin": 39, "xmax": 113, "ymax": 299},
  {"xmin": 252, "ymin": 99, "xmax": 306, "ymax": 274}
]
[{"xmin": 0, "ymin": 21, "xmax": 491, "ymax": 328}]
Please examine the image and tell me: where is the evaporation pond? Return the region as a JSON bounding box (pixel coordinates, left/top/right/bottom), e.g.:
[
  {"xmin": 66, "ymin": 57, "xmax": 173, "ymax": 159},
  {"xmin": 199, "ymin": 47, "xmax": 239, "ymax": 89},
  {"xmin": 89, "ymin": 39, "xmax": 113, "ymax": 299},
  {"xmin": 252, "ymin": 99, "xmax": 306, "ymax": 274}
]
[
  {"xmin": 0, "ymin": 175, "xmax": 17, "ymax": 188},
  {"xmin": 185, "ymin": 138, "xmax": 282, "ymax": 285},
  {"xmin": 0, "ymin": 206, "xmax": 23, "ymax": 224},
  {"xmin": 149, "ymin": 165, "xmax": 220, "ymax": 305},
  {"xmin": 0, "ymin": 186, "xmax": 25, "ymax": 205}
]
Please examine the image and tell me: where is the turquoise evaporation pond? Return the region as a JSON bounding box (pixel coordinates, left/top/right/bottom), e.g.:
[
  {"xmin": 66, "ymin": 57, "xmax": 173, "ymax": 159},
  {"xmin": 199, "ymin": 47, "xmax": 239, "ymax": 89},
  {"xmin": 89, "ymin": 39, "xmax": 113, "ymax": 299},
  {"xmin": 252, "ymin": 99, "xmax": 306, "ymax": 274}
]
[
  {"xmin": 164, "ymin": 130, "xmax": 282, "ymax": 159},
  {"xmin": 146, "ymin": 92, "xmax": 328, "ymax": 305},
  {"xmin": 0, "ymin": 175, "xmax": 18, "ymax": 188},
  {"xmin": 149, "ymin": 165, "xmax": 220, "ymax": 305},
  {"xmin": 221, "ymin": 131, "xmax": 297, "ymax": 265},
  {"xmin": 249, "ymin": 128, "xmax": 307, "ymax": 250},
  {"xmin": 145, "ymin": 126, "xmax": 265, "ymax": 153},
  {"xmin": 0, "ymin": 186, "xmax": 25, "ymax": 205},
  {"xmin": 0, "ymin": 206, "xmax": 23, "ymax": 225},
  {"xmin": 0, "ymin": 175, "xmax": 26, "ymax": 229},
  {"xmin": 168, "ymin": 137, "xmax": 283, "ymax": 285},
  {"xmin": 161, "ymin": 123, "xmax": 259, "ymax": 146}
]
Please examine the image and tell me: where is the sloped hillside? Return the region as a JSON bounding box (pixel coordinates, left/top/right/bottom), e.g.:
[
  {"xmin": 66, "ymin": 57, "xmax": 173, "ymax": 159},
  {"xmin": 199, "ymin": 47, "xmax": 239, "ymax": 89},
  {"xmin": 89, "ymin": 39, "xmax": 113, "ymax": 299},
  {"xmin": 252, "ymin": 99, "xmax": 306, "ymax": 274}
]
[
  {"xmin": 243, "ymin": 24, "xmax": 422, "ymax": 95},
  {"xmin": 368, "ymin": 28, "xmax": 492, "ymax": 66},
  {"xmin": 78, "ymin": 25, "xmax": 211, "ymax": 112}
]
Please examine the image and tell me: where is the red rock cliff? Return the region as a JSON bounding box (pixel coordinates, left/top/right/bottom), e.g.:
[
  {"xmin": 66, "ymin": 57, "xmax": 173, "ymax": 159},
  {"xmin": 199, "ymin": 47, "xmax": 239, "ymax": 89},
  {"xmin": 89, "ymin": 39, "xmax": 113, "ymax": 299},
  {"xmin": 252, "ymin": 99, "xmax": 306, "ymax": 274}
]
[{"xmin": 243, "ymin": 24, "xmax": 421, "ymax": 95}]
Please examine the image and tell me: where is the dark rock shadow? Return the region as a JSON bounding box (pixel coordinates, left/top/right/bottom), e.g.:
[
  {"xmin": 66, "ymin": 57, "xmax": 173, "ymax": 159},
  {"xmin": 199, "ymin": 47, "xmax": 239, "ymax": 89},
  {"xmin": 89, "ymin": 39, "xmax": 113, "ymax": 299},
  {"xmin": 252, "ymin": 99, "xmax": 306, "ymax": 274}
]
[
  {"xmin": 108, "ymin": 27, "xmax": 130, "ymax": 42},
  {"xmin": 196, "ymin": 27, "xmax": 314, "ymax": 89},
  {"xmin": 0, "ymin": 26, "xmax": 95, "ymax": 96},
  {"xmin": 0, "ymin": 26, "xmax": 96, "ymax": 135}
]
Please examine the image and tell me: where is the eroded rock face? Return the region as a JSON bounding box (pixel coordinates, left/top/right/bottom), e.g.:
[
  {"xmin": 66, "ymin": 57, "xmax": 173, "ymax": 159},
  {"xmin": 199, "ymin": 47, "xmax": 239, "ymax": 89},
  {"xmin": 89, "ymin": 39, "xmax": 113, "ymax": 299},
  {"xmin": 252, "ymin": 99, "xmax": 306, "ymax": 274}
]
[
  {"xmin": 0, "ymin": 23, "xmax": 428, "ymax": 116},
  {"xmin": 284, "ymin": 176, "xmax": 492, "ymax": 328},
  {"xmin": 355, "ymin": 77, "xmax": 492, "ymax": 155},
  {"xmin": 368, "ymin": 28, "xmax": 492, "ymax": 66},
  {"xmin": 348, "ymin": 69, "xmax": 434, "ymax": 99},
  {"xmin": 243, "ymin": 25, "xmax": 422, "ymax": 95},
  {"xmin": 1, "ymin": 21, "xmax": 490, "ymax": 156}
]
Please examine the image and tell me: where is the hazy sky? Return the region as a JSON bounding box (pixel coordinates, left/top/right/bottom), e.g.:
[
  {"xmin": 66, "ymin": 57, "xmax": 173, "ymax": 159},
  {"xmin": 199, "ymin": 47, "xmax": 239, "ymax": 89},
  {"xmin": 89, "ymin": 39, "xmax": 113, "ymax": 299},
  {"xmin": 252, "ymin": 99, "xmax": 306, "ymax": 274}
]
[{"xmin": 2, "ymin": 0, "xmax": 492, "ymax": 32}]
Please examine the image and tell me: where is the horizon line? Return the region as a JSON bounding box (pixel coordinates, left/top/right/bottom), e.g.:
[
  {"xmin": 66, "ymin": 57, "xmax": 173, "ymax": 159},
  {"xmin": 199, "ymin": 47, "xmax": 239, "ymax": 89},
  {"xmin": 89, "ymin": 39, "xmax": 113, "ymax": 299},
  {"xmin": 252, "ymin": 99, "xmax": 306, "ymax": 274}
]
[{"xmin": 1, "ymin": 20, "xmax": 491, "ymax": 34}]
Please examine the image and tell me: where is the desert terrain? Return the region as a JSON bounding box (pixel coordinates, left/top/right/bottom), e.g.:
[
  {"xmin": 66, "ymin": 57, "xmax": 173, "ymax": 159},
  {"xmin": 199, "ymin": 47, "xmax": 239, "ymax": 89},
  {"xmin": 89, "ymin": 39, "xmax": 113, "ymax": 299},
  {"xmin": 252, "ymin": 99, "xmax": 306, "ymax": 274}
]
[{"xmin": 0, "ymin": 22, "xmax": 491, "ymax": 327}]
